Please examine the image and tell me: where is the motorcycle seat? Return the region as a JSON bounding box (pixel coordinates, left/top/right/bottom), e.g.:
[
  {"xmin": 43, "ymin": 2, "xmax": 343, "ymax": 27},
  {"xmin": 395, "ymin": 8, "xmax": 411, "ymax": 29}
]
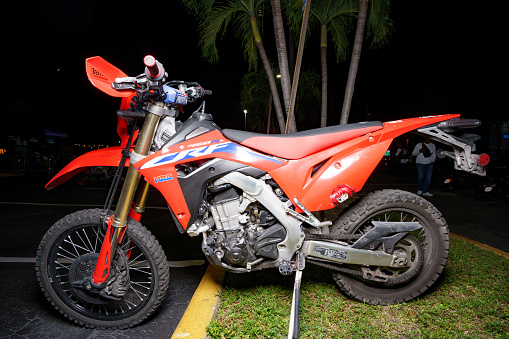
[{"xmin": 223, "ymin": 121, "xmax": 383, "ymax": 160}]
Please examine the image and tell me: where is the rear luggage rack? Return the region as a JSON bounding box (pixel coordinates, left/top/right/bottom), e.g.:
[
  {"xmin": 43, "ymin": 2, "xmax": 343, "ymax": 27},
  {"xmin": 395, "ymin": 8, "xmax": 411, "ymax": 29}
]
[{"xmin": 417, "ymin": 118, "xmax": 488, "ymax": 176}]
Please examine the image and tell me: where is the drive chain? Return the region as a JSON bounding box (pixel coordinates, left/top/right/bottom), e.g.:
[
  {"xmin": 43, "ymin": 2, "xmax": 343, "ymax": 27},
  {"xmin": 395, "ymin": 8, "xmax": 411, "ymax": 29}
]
[
  {"xmin": 306, "ymin": 258, "xmax": 363, "ymax": 277},
  {"xmin": 304, "ymin": 231, "xmax": 362, "ymax": 241}
]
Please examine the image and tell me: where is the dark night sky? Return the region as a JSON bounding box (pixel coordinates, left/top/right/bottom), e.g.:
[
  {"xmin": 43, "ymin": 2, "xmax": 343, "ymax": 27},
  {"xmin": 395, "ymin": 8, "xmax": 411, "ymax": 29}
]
[{"xmin": 3, "ymin": 0, "xmax": 503, "ymax": 148}]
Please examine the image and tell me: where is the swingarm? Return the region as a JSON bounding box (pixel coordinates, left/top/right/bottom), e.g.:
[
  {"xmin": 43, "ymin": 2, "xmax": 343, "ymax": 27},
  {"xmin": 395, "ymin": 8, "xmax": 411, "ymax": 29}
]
[{"xmin": 301, "ymin": 221, "xmax": 422, "ymax": 268}]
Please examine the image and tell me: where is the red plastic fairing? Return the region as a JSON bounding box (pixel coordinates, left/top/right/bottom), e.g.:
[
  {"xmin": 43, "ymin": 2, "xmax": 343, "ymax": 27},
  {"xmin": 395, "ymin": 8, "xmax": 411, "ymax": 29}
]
[
  {"xmin": 46, "ymin": 61, "xmax": 139, "ymax": 190},
  {"xmin": 85, "ymin": 56, "xmax": 135, "ymax": 98},
  {"xmin": 45, "ymin": 147, "xmax": 130, "ymax": 190},
  {"xmin": 269, "ymin": 114, "xmax": 461, "ymax": 212}
]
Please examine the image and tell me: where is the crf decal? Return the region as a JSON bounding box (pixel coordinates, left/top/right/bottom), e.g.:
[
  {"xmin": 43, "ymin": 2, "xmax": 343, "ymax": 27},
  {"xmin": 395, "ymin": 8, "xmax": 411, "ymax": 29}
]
[
  {"xmin": 140, "ymin": 142, "xmax": 284, "ymax": 169},
  {"xmin": 330, "ymin": 184, "xmax": 355, "ymax": 206},
  {"xmin": 154, "ymin": 173, "xmax": 173, "ymax": 183}
]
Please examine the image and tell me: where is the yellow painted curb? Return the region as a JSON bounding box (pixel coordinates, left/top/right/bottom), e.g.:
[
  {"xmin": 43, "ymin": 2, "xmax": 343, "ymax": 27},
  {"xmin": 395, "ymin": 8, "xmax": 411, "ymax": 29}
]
[
  {"xmin": 171, "ymin": 264, "xmax": 225, "ymax": 339},
  {"xmin": 451, "ymin": 233, "xmax": 509, "ymax": 259},
  {"xmin": 170, "ymin": 234, "xmax": 507, "ymax": 339}
]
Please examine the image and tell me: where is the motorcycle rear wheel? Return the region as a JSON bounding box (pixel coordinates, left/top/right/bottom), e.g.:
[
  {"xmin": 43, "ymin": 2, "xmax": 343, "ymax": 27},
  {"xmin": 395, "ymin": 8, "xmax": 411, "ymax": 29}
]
[
  {"xmin": 35, "ymin": 209, "xmax": 170, "ymax": 328},
  {"xmin": 328, "ymin": 189, "xmax": 449, "ymax": 305}
]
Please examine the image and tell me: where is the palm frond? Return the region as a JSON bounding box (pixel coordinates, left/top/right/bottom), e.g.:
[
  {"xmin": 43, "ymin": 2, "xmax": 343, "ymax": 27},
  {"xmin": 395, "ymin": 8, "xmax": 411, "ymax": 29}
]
[
  {"xmin": 366, "ymin": 0, "xmax": 394, "ymax": 49},
  {"xmin": 200, "ymin": 4, "xmax": 240, "ymax": 63}
]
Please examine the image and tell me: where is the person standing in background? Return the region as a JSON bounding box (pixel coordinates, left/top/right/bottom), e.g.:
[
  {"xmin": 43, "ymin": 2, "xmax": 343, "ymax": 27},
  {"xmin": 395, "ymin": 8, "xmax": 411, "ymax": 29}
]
[
  {"xmin": 395, "ymin": 142, "xmax": 409, "ymax": 181},
  {"xmin": 412, "ymin": 137, "xmax": 436, "ymax": 196}
]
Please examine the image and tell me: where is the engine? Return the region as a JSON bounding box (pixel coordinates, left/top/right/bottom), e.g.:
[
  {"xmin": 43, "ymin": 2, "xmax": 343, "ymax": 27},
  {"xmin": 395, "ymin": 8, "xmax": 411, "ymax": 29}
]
[{"xmin": 202, "ymin": 186, "xmax": 287, "ymax": 270}]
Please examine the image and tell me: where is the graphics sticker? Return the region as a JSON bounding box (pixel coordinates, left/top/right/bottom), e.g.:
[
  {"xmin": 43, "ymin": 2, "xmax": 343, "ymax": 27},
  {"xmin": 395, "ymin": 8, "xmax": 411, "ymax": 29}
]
[
  {"xmin": 140, "ymin": 141, "xmax": 284, "ymax": 169},
  {"xmin": 154, "ymin": 173, "xmax": 173, "ymax": 183}
]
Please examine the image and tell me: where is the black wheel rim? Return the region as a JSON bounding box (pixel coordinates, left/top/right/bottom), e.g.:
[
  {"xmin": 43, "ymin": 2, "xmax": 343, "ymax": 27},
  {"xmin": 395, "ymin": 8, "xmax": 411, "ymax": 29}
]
[{"xmin": 47, "ymin": 223, "xmax": 155, "ymax": 321}]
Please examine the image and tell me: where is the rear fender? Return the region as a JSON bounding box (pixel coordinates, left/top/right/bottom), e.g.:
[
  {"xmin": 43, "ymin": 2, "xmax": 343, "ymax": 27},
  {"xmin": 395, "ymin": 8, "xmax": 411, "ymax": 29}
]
[
  {"xmin": 269, "ymin": 114, "xmax": 463, "ymax": 212},
  {"xmin": 417, "ymin": 120, "xmax": 487, "ymax": 176},
  {"xmin": 45, "ymin": 147, "xmax": 130, "ymax": 190}
]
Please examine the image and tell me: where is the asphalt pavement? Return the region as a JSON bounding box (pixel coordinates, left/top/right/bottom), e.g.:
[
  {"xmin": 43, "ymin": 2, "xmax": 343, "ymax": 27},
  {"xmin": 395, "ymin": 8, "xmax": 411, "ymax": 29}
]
[
  {"xmin": 361, "ymin": 165, "xmax": 509, "ymax": 253},
  {"xmin": 0, "ymin": 165, "xmax": 508, "ymax": 338},
  {"xmin": 0, "ymin": 173, "xmax": 207, "ymax": 338}
]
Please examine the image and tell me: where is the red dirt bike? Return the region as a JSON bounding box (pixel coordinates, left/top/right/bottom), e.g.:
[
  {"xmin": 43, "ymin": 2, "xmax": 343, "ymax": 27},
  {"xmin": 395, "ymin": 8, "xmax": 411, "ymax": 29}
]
[{"xmin": 36, "ymin": 56, "xmax": 489, "ymax": 333}]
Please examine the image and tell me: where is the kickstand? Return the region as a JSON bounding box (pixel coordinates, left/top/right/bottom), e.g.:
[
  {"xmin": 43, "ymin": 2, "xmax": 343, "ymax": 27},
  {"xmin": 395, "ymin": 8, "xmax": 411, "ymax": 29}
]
[
  {"xmin": 288, "ymin": 270, "xmax": 302, "ymax": 338},
  {"xmin": 288, "ymin": 253, "xmax": 305, "ymax": 339}
]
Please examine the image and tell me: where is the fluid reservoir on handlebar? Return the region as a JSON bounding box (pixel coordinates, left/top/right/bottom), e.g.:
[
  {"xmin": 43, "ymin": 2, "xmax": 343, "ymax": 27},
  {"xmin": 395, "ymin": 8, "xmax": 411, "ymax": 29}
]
[{"xmin": 163, "ymin": 85, "xmax": 187, "ymax": 106}]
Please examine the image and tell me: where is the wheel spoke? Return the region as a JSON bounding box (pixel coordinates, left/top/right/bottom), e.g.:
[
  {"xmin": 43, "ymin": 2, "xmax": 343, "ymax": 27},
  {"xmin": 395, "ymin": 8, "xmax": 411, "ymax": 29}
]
[
  {"xmin": 58, "ymin": 246, "xmax": 80, "ymax": 259},
  {"xmin": 37, "ymin": 210, "xmax": 170, "ymax": 327},
  {"xmin": 59, "ymin": 232, "xmax": 144, "ymax": 311},
  {"xmin": 129, "ymin": 266, "xmax": 152, "ymax": 275}
]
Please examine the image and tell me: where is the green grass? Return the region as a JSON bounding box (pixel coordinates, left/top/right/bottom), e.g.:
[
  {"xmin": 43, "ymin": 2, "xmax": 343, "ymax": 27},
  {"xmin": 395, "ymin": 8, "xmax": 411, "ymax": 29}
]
[{"xmin": 207, "ymin": 237, "xmax": 509, "ymax": 338}]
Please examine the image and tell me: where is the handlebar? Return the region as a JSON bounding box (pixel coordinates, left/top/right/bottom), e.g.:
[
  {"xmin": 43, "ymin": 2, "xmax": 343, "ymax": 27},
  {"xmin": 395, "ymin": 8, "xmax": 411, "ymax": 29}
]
[
  {"xmin": 113, "ymin": 55, "xmax": 212, "ymax": 107},
  {"xmin": 143, "ymin": 55, "xmax": 165, "ymax": 81}
]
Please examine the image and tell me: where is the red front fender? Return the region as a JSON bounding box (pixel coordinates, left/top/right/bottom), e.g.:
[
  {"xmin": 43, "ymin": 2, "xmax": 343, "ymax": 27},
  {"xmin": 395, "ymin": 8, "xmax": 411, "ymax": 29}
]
[{"xmin": 46, "ymin": 146, "xmax": 131, "ymax": 190}]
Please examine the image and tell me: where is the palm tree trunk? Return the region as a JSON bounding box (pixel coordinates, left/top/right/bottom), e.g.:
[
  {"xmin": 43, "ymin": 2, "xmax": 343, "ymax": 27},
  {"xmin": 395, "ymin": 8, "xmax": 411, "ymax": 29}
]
[
  {"xmin": 267, "ymin": 92, "xmax": 273, "ymax": 133},
  {"xmin": 270, "ymin": 0, "xmax": 291, "ymax": 115},
  {"xmin": 340, "ymin": 0, "xmax": 368, "ymax": 125},
  {"xmin": 320, "ymin": 23, "xmax": 328, "ymax": 128},
  {"xmin": 285, "ymin": 0, "xmax": 312, "ymax": 134},
  {"xmin": 250, "ymin": 16, "xmax": 286, "ymax": 132},
  {"xmin": 258, "ymin": 41, "xmax": 286, "ymax": 132}
]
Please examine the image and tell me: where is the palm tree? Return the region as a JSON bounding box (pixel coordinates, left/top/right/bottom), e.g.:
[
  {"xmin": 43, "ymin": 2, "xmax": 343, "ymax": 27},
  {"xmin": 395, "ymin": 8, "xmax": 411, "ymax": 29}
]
[
  {"xmin": 270, "ymin": 0, "xmax": 291, "ymax": 115},
  {"xmin": 240, "ymin": 68, "xmax": 321, "ymax": 132},
  {"xmin": 292, "ymin": 69, "xmax": 321, "ymax": 126},
  {"xmin": 183, "ymin": 0, "xmax": 287, "ymax": 133},
  {"xmin": 284, "ymin": 0, "xmax": 312, "ymax": 133},
  {"xmin": 239, "ymin": 69, "xmax": 274, "ymax": 132},
  {"xmin": 340, "ymin": 0, "xmax": 394, "ymax": 125},
  {"xmin": 287, "ymin": 0, "xmax": 356, "ymax": 128},
  {"xmin": 311, "ymin": 0, "xmax": 356, "ymax": 127}
]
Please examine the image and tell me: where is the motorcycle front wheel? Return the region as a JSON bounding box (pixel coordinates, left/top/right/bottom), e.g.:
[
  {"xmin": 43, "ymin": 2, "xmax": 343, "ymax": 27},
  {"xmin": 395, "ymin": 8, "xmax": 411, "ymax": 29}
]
[
  {"xmin": 327, "ymin": 189, "xmax": 449, "ymax": 305},
  {"xmin": 36, "ymin": 209, "xmax": 170, "ymax": 328}
]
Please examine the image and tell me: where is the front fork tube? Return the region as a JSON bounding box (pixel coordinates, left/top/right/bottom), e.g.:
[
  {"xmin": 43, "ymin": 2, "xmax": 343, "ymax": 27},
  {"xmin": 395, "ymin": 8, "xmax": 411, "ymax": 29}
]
[
  {"xmin": 129, "ymin": 179, "xmax": 151, "ymax": 222},
  {"xmin": 92, "ymin": 112, "xmax": 159, "ymax": 286}
]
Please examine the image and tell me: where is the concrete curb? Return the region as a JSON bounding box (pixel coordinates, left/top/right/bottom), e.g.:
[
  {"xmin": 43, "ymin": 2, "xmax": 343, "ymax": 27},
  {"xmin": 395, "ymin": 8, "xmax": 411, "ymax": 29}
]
[
  {"xmin": 450, "ymin": 233, "xmax": 509, "ymax": 259},
  {"xmin": 171, "ymin": 264, "xmax": 225, "ymax": 339}
]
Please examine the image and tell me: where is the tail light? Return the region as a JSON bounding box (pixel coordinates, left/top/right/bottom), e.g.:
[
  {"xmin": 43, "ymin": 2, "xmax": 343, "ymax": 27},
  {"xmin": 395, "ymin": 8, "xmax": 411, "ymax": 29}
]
[{"xmin": 478, "ymin": 153, "xmax": 490, "ymax": 166}]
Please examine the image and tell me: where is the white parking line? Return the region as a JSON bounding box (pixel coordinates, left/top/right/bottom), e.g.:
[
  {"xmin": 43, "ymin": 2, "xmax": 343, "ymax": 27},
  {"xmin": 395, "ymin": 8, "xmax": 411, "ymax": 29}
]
[
  {"xmin": 0, "ymin": 257, "xmax": 35, "ymax": 263},
  {"xmin": 0, "ymin": 201, "xmax": 167, "ymax": 209},
  {"xmin": 0, "ymin": 257, "xmax": 206, "ymax": 267}
]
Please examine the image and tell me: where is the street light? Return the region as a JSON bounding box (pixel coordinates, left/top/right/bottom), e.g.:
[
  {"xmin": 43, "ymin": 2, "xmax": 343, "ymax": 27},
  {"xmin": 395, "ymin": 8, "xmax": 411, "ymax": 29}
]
[{"xmin": 243, "ymin": 109, "xmax": 247, "ymax": 130}]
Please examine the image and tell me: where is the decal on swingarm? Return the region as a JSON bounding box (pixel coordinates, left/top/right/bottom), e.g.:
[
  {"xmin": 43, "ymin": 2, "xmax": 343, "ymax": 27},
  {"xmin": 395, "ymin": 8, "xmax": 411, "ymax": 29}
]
[
  {"xmin": 314, "ymin": 245, "xmax": 348, "ymax": 260},
  {"xmin": 154, "ymin": 173, "xmax": 173, "ymax": 183},
  {"xmin": 140, "ymin": 141, "xmax": 284, "ymax": 169}
]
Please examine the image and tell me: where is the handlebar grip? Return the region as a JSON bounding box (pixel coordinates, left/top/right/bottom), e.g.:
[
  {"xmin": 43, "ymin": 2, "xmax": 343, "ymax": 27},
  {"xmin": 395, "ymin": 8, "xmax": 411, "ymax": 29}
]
[
  {"xmin": 203, "ymin": 89, "xmax": 213, "ymax": 96},
  {"xmin": 143, "ymin": 55, "xmax": 161, "ymax": 78}
]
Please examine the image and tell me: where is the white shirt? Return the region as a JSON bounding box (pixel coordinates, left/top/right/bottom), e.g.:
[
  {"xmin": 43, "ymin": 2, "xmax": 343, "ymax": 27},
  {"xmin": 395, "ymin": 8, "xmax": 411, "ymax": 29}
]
[
  {"xmin": 412, "ymin": 142, "xmax": 436, "ymax": 164},
  {"xmin": 395, "ymin": 148, "xmax": 408, "ymax": 163}
]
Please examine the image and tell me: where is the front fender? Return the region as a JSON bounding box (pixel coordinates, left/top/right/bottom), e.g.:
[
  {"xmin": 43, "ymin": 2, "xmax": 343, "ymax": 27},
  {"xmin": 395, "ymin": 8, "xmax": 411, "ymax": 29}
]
[{"xmin": 46, "ymin": 146, "xmax": 131, "ymax": 189}]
